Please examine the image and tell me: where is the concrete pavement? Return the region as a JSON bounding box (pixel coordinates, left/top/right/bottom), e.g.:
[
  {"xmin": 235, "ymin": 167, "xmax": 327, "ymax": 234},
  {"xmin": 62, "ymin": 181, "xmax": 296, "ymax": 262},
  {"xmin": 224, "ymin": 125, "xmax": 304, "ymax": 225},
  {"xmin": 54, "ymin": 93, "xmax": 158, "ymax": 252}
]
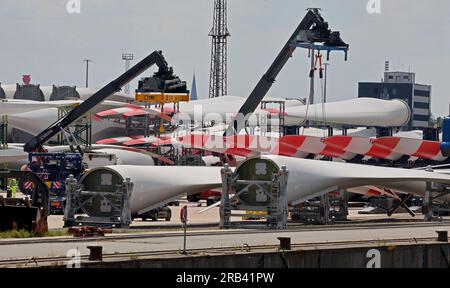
[{"xmin": 1, "ymin": 222, "xmax": 449, "ymax": 261}]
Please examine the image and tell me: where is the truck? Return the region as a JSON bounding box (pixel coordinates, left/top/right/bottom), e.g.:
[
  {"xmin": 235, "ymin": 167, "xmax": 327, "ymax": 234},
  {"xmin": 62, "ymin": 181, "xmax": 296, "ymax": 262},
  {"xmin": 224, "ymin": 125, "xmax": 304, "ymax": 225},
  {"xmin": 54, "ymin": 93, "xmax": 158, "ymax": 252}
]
[{"xmin": 27, "ymin": 152, "xmax": 84, "ymax": 214}]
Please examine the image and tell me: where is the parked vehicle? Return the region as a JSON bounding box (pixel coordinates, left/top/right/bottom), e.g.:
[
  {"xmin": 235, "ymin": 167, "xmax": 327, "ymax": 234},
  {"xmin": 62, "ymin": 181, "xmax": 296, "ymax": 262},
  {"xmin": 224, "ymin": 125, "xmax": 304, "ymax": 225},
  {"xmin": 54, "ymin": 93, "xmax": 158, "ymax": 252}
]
[
  {"xmin": 187, "ymin": 190, "xmax": 221, "ymax": 203},
  {"xmin": 132, "ymin": 206, "xmax": 172, "ymax": 222},
  {"xmin": 207, "ymin": 195, "xmax": 221, "ymax": 206}
]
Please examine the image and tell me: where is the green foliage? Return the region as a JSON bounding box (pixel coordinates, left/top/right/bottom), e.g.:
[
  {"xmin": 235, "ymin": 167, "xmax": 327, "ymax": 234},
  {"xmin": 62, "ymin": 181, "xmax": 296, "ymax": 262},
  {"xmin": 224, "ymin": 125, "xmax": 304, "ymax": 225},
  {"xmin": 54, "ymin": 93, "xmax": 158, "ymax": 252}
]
[{"xmin": 0, "ymin": 229, "xmax": 68, "ymax": 239}]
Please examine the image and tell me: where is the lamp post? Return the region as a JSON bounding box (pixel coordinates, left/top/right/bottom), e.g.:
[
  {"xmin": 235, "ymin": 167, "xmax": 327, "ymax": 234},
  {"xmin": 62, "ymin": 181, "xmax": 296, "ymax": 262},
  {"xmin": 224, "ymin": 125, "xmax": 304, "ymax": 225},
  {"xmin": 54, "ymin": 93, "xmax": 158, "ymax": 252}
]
[
  {"xmin": 83, "ymin": 59, "xmax": 92, "ymax": 88},
  {"xmin": 122, "ymin": 53, "xmax": 134, "ymax": 94}
]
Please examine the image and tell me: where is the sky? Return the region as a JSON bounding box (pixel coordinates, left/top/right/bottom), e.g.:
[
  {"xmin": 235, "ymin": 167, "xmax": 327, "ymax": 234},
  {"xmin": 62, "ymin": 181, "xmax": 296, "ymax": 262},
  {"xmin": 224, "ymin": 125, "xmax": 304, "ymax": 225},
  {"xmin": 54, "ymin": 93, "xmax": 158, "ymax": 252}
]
[{"xmin": 0, "ymin": 0, "xmax": 449, "ymax": 117}]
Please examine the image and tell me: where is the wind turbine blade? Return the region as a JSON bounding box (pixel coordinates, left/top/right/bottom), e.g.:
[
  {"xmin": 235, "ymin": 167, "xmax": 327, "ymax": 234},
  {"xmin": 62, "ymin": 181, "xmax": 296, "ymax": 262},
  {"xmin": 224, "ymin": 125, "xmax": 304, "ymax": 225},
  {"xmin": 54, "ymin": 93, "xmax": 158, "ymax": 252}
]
[
  {"xmin": 96, "ymin": 136, "xmax": 145, "ymax": 145},
  {"xmin": 243, "ymin": 156, "xmax": 450, "ymax": 204},
  {"xmin": 374, "ymin": 137, "xmax": 447, "ymax": 161},
  {"xmin": 81, "ymin": 166, "xmax": 223, "ymax": 215}
]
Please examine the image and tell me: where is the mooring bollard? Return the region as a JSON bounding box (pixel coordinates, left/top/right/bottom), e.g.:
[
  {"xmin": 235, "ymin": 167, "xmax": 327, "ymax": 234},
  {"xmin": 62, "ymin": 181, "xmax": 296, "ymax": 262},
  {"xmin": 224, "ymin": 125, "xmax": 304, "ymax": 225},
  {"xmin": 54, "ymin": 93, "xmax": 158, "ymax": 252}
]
[
  {"xmin": 278, "ymin": 237, "xmax": 291, "ymax": 250},
  {"xmin": 436, "ymin": 230, "xmax": 448, "ymax": 242},
  {"xmin": 87, "ymin": 246, "xmax": 103, "ymax": 261}
]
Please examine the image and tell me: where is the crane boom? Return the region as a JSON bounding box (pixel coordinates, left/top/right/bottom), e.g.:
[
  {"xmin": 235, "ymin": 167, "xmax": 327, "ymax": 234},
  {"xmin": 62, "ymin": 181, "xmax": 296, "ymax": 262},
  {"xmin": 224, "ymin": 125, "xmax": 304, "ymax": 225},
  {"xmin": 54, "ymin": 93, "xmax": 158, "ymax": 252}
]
[
  {"xmin": 225, "ymin": 8, "xmax": 348, "ymax": 136},
  {"xmin": 24, "ymin": 50, "xmax": 175, "ymax": 153}
]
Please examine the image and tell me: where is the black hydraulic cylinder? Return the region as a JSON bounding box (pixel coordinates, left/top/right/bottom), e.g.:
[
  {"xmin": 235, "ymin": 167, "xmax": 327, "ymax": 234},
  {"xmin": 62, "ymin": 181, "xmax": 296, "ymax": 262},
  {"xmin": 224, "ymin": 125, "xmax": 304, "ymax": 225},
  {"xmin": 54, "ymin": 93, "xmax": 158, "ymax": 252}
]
[{"xmin": 24, "ymin": 51, "xmax": 169, "ymax": 152}]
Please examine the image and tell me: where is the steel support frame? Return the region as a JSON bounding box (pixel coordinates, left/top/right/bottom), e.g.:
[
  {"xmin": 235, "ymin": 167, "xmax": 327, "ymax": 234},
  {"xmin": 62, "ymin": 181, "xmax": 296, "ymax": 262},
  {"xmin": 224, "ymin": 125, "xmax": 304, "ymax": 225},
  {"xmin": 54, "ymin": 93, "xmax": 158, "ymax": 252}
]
[
  {"xmin": 56, "ymin": 107, "xmax": 92, "ymax": 151},
  {"xmin": 260, "ymin": 100, "xmax": 286, "ymax": 137},
  {"xmin": 292, "ymin": 189, "xmax": 348, "ymax": 225},
  {"xmin": 423, "ymin": 166, "xmax": 450, "ymax": 221},
  {"xmin": 219, "ymin": 164, "xmax": 289, "ymax": 230},
  {"xmin": 0, "ymin": 115, "xmax": 7, "ymax": 150},
  {"xmin": 424, "ymin": 180, "xmax": 450, "ymax": 221},
  {"xmin": 63, "ymin": 175, "xmax": 133, "ymax": 228}
]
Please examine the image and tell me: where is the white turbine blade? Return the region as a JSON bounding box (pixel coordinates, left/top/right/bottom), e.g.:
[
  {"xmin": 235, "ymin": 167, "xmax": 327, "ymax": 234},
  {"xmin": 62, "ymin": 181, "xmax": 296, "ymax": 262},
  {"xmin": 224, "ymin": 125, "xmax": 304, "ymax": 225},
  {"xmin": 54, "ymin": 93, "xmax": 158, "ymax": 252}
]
[
  {"xmin": 347, "ymin": 186, "xmax": 401, "ymax": 200},
  {"xmin": 324, "ymin": 136, "xmax": 404, "ymax": 161},
  {"xmin": 96, "ymin": 103, "xmax": 174, "ymax": 123},
  {"xmin": 373, "ymin": 137, "xmax": 447, "ymax": 161},
  {"xmin": 81, "ymin": 166, "xmax": 223, "ymax": 215},
  {"xmin": 7, "ymin": 107, "xmax": 126, "ymax": 142},
  {"xmin": 0, "ymin": 99, "xmax": 82, "ymax": 115},
  {"xmin": 175, "ymin": 97, "xmax": 410, "ymax": 129},
  {"xmin": 252, "ymin": 156, "xmax": 450, "ymax": 204},
  {"xmin": 285, "ymin": 98, "xmax": 410, "ymax": 127},
  {"xmin": 90, "ymin": 148, "xmax": 155, "ymax": 166},
  {"xmin": 7, "ymin": 108, "xmax": 58, "ymax": 135},
  {"xmin": 96, "ymin": 136, "xmax": 144, "ymax": 145},
  {"xmin": 0, "ymin": 147, "xmax": 28, "ymax": 164},
  {"xmin": 123, "ymin": 136, "xmax": 161, "ymax": 146}
]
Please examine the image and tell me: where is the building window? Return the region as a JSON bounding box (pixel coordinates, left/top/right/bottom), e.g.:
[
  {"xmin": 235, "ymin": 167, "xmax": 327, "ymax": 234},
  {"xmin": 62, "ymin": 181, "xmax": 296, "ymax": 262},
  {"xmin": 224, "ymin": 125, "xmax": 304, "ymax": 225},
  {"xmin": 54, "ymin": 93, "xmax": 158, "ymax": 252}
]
[
  {"xmin": 403, "ymin": 76, "xmax": 409, "ymax": 80},
  {"xmin": 388, "ymin": 76, "xmax": 394, "ymax": 80},
  {"xmin": 414, "ymin": 115, "xmax": 430, "ymax": 122},
  {"xmin": 414, "ymin": 102, "xmax": 429, "ymax": 109},
  {"xmin": 414, "ymin": 90, "xmax": 430, "ymax": 97}
]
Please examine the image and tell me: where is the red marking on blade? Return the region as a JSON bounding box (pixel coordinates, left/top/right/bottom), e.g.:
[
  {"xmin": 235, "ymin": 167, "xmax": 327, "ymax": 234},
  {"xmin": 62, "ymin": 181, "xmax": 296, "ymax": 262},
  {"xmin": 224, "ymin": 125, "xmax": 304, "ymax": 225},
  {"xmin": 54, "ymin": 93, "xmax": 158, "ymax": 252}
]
[
  {"xmin": 93, "ymin": 116, "xmax": 103, "ymax": 122},
  {"xmin": 323, "ymin": 136, "xmax": 353, "ymax": 150},
  {"xmin": 278, "ymin": 136, "xmax": 307, "ymax": 156},
  {"xmin": 97, "ymin": 110, "xmax": 119, "ymax": 117},
  {"xmin": 123, "ymin": 139, "xmax": 148, "ymax": 146},
  {"xmin": 178, "ymin": 135, "xmax": 208, "ymax": 148},
  {"xmin": 159, "ymin": 135, "xmax": 172, "ymax": 140},
  {"xmin": 224, "ymin": 148, "xmax": 253, "ymax": 157},
  {"xmin": 96, "ymin": 138, "xmax": 118, "ymax": 145},
  {"xmin": 372, "ymin": 137, "xmax": 401, "ymax": 150},
  {"xmin": 320, "ymin": 145, "xmax": 346, "ymax": 158},
  {"xmin": 163, "ymin": 107, "xmax": 175, "ymax": 114},
  {"xmin": 125, "ymin": 104, "xmax": 144, "ymax": 110},
  {"xmin": 329, "ymin": 191, "xmax": 341, "ymax": 198},
  {"xmin": 123, "ymin": 109, "xmax": 172, "ymax": 122},
  {"xmin": 366, "ymin": 188, "xmax": 382, "ymax": 197},
  {"xmin": 365, "ymin": 146, "xmax": 393, "ymax": 159},
  {"xmin": 412, "ymin": 141, "xmax": 441, "ymax": 159},
  {"xmin": 158, "ymin": 113, "xmax": 173, "ymax": 122},
  {"xmin": 100, "ymin": 136, "xmax": 145, "ymax": 145},
  {"xmin": 124, "ymin": 110, "xmax": 149, "ymax": 118},
  {"xmin": 184, "ymin": 135, "xmax": 225, "ymax": 151},
  {"xmin": 366, "ymin": 137, "xmax": 400, "ymax": 159},
  {"xmin": 151, "ymin": 139, "xmax": 174, "ymax": 147},
  {"xmin": 225, "ymin": 135, "xmax": 254, "ymax": 149},
  {"xmin": 262, "ymin": 108, "xmax": 288, "ymax": 116}
]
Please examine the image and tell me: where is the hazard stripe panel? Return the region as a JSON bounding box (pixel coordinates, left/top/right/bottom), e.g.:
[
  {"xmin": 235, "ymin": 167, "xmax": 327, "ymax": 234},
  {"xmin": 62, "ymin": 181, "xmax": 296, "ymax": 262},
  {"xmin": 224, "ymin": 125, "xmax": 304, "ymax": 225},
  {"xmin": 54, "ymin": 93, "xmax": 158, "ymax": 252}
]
[
  {"xmin": 173, "ymin": 134, "xmax": 448, "ymax": 162},
  {"xmin": 96, "ymin": 136, "xmax": 144, "ymax": 145}
]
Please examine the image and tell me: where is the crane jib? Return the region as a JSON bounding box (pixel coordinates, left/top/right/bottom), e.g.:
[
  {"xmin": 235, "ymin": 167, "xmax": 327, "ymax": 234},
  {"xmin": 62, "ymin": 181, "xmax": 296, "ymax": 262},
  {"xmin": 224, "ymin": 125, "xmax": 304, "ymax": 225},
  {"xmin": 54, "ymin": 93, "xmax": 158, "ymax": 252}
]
[
  {"xmin": 23, "ymin": 50, "xmax": 177, "ymax": 152},
  {"xmin": 225, "ymin": 8, "xmax": 349, "ymax": 136}
]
